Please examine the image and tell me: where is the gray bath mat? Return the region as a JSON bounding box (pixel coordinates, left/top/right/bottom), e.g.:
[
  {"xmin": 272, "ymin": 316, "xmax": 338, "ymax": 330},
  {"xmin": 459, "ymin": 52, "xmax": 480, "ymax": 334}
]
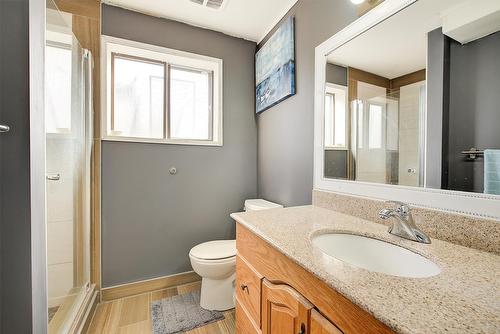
[{"xmin": 151, "ymin": 290, "xmax": 224, "ymax": 334}]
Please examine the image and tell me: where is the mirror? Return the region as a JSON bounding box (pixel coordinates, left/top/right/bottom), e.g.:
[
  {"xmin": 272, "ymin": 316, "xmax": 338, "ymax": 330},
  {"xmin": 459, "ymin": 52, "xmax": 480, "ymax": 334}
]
[{"xmin": 322, "ymin": 0, "xmax": 500, "ymax": 195}]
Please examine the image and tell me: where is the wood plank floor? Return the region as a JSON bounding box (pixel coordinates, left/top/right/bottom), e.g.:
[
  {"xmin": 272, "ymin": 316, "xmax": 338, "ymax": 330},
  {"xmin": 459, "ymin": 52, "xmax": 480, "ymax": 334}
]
[{"xmin": 87, "ymin": 281, "xmax": 235, "ymax": 334}]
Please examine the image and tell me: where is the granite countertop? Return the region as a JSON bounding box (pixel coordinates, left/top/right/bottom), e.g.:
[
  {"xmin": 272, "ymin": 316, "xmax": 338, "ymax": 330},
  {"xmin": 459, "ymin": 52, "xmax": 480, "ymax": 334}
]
[{"xmin": 231, "ymin": 205, "xmax": 500, "ymax": 334}]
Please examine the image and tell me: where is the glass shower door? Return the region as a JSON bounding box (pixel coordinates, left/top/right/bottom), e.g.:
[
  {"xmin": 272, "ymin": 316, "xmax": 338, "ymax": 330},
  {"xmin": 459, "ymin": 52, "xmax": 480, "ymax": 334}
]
[{"xmin": 45, "ymin": 2, "xmax": 92, "ymax": 332}]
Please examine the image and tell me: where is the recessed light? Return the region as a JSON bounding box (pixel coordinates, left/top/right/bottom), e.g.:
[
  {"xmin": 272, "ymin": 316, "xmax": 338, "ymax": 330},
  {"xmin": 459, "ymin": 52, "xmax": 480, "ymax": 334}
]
[{"xmin": 350, "ymin": 0, "xmax": 366, "ymax": 4}]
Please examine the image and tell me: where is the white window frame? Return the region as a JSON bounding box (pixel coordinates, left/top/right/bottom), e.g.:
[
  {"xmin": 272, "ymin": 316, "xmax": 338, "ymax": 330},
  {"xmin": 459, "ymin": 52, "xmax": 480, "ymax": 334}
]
[{"xmin": 101, "ymin": 35, "xmax": 223, "ymax": 146}]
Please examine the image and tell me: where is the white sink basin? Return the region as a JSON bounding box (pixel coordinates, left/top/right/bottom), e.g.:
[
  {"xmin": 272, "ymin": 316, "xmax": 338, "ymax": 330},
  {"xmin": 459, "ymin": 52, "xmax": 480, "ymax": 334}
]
[{"xmin": 312, "ymin": 233, "xmax": 440, "ymax": 278}]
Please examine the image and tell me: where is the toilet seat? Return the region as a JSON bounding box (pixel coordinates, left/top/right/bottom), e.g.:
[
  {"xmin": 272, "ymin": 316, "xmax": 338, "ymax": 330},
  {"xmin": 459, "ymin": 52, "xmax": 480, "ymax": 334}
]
[
  {"xmin": 189, "ymin": 255, "xmax": 235, "ymax": 265},
  {"xmin": 189, "ymin": 240, "xmax": 236, "ymax": 261}
]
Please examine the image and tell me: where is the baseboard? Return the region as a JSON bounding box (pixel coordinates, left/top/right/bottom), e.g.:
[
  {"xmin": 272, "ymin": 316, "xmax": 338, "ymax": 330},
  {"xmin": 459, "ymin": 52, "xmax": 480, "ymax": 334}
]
[{"xmin": 101, "ymin": 271, "xmax": 201, "ymax": 301}]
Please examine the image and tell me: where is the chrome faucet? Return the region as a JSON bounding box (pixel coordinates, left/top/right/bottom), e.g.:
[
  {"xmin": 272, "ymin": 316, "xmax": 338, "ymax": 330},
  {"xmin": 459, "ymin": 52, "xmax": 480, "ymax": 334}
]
[{"xmin": 379, "ymin": 201, "xmax": 431, "ymax": 244}]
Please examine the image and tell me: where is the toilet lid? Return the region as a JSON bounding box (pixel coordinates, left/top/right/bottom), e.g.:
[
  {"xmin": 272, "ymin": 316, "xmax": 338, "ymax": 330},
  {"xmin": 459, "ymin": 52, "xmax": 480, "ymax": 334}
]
[
  {"xmin": 190, "ymin": 240, "xmax": 236, "ymax": 260},
  {"xmin": 245, "ymin": 199, "xmax": 283, "ymax": 211}
]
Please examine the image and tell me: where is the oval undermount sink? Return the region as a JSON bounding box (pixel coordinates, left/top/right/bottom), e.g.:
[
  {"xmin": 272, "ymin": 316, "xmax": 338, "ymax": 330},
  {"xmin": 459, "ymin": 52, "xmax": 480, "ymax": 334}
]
[{"xmin": 312, "ymin": 233, "xmax": 440, "ymax": 278}]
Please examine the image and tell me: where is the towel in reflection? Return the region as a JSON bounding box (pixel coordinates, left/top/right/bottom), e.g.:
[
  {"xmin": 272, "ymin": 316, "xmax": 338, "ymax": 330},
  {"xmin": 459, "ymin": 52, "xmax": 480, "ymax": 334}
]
[{"xmin": 484, "ymin": 149, "xmax": 500, "ymax": 195}]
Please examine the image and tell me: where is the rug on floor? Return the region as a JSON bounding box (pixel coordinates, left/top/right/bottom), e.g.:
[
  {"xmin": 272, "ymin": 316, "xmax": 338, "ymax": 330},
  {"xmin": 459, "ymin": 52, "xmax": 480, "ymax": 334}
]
[{"xmin": 151, "ymin": 290, "xmax": 225, "ymax": 334}]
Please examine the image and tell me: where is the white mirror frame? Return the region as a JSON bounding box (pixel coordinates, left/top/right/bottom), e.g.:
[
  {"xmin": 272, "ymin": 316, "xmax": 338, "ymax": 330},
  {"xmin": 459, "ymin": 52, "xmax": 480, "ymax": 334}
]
[{"xmin": 313, "ymin": 0, "xmax": 500, "ymax": 220}]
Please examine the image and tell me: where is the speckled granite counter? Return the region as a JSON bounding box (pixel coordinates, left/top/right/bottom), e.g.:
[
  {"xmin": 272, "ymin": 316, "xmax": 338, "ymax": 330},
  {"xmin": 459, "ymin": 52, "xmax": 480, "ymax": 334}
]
[{"xmin": 231, "ymin": 206, "xmax": 500, "ymax": 334}]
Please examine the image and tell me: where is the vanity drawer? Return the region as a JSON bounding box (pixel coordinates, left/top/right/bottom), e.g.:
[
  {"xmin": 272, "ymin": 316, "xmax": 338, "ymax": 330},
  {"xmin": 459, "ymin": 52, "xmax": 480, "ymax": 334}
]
[{"xmin": 236, "ymin": 254, "xmax": 263, "ymax": 327}]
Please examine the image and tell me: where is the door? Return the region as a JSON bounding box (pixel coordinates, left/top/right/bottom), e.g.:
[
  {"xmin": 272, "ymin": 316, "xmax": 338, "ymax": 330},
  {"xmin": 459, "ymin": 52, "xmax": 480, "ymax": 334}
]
[
  {"xmin": 262, "ymin": 279, "xmax": 313, "ymax": 334},
  {"xmin": 45, "ymin": 2, "xmax": 93, "ymax": 331}
]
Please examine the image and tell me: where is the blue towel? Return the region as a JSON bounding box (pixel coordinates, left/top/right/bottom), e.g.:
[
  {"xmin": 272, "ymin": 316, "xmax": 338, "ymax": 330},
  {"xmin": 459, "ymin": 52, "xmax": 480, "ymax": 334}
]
[{"xmin": 484, "ymin": 149, "xmax": 500, "ymax": 195}]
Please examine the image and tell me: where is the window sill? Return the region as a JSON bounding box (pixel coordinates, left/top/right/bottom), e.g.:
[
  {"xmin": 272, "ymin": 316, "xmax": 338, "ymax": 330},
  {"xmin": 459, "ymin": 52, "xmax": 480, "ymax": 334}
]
[
  {"xmin": 325, "ymin": 147, "xmax": 348, "ymax": 151},
  {"xmin": 101, "ymin": 135, "xmax": 223, "ymax": 147}
]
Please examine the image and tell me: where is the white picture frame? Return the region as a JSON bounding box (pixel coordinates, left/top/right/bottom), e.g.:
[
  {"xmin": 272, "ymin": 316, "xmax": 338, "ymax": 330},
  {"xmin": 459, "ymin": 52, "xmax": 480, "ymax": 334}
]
[{"xmin": 313, "ymin": 0, "xmax": 500, "ymax": 220}]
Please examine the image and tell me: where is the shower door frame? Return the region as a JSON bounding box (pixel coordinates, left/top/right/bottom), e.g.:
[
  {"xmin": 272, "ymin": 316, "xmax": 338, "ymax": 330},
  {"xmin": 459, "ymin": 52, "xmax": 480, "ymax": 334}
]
[{"xmin": 61, "ymin": 48, "xmax": 99, "ymax": 334}]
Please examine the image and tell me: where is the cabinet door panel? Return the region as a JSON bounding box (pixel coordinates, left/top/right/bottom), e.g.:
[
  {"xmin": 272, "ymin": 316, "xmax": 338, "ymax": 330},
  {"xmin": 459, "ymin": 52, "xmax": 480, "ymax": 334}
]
[
  {"xmin": 262, "ymin": 279, "xmax": 313, "ymax": 334},
  {"xmin": 236, "ymin": 255, "xmax": 263, "ymax": 326}
]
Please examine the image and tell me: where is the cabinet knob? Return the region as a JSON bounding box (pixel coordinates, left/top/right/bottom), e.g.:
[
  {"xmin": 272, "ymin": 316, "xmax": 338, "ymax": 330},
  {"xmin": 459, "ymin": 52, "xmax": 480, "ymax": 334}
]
[
  {"xmin": 298, "ymin": 323, "xmax": 306, "ymax": 334},
  {"xmin": 240, "ymin": 284, "xmax": 248, "ymax": 292}
]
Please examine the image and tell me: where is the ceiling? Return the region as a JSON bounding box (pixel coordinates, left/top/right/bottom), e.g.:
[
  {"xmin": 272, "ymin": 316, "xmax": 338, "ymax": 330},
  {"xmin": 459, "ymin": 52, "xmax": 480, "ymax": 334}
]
[
  {"xmin": 327, "ymin": 0, "xmax": 463, "ymax": 79},
  {"xmin": 102, "ymin": 0, "xmax": 299, "ymax": 42}
]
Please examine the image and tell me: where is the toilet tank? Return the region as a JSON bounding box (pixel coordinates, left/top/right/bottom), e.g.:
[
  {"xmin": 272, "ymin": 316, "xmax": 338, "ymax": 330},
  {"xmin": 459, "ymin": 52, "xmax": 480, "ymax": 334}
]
[{"xmin": 244, "ymin": 199, "xmax": 283, "ymax": 212}]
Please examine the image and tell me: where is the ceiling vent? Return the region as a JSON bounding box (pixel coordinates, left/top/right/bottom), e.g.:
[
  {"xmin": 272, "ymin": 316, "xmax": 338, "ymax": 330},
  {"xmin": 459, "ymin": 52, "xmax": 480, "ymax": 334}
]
[{"xmin": 189, "ymin": 0, "xmax": 227, "ymax": 11}]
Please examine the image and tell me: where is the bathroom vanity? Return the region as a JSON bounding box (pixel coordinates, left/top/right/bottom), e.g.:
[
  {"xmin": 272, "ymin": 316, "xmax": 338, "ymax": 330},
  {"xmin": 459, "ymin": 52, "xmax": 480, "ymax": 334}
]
[
  {"xmin": 234, "ymin": 222, "xmax": 392, "ymax": 334},
  {"xmin": 231, "ymin": 205, "xmax": 499, "ymax": 334}
]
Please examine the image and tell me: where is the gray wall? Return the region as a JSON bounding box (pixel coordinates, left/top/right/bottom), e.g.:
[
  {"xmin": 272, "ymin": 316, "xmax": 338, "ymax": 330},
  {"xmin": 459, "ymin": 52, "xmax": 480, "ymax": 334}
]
[
  {"xmin": 257, "ymin": 0, "xmax": 357, "ymax": 206},
  {"xmin": 446, "ymin": 31, "xmax": 500, "ymax": 192},
  {"xmin": 1, "ymin": 0, "xmax": 33, "ymax": 332},
  {"xmin": 426, "ymin": 28, "xmax": 449, "ymax": 189},
  {"xmin": 101, "ymin": 5, "xmax": 257, "ymax": 287}
]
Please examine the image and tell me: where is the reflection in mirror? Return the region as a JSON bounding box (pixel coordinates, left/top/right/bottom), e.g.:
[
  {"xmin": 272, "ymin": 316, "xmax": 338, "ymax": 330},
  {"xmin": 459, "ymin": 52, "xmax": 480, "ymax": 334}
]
[{"xmin": 323, "ymin": 0, "xmax": 500, "ymax": 195}]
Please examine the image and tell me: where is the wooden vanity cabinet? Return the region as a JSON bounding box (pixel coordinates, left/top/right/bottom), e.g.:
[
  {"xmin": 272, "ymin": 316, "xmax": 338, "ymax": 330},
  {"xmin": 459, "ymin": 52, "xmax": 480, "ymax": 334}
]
[{"xmin": 235, "ymin": 223, "xmax": 395, "ymax": 334}]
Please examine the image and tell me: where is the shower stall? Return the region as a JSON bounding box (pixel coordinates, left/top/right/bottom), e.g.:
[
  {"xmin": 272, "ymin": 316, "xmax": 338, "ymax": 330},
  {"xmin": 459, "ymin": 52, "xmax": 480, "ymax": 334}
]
[{"xmin": 45, "ymin": 1, "xmax": 94, "ymax": 331}]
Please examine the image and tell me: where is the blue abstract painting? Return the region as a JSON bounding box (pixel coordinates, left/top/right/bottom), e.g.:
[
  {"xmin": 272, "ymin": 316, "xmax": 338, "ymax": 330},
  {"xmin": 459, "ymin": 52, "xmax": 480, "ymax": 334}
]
[{"xmin": 256, "ymin": 17, "xmax": 295, "ymax": 113}]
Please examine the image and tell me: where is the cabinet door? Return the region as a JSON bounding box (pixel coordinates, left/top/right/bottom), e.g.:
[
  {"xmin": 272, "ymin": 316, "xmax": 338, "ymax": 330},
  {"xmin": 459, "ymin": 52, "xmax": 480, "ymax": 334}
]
[
  {"xmin": 262, "ymin": 279, "xmax": 313, "ymax": 334},
  {"xmin": 236, "ymin": 255, "xmax": 263, "ymax": 327},
  {"xmin": 311, "ymin": 309, "xmax": 343, "ymax": 334}
]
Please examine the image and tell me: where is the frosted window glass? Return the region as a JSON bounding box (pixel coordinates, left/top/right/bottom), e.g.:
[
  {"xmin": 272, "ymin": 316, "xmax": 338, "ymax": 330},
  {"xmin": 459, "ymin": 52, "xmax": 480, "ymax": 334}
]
[
  {"xmin": 113, "ymin": 56, "xmax": 165, "ymax": 138},
  {"xmin": 369, "ymin": 104, "xmax": 383, "ymax": 149},
  {"xmin": 334, "ymin": 98, "xmax": 346, "ymax": 147},
  {"xmin": 45, "ymin": 45, "xmax": 72, "ymax": 133},
  {"xmin": 170, "ymin": 67, "xmax": 211, "ymax": 140},
  {"xmin": 324, "ymin": 94, "xmax": 334, "ymax": 147},
  {"xmin": 357, "ymin": 101, "xmax": 364, "ymax": 149}
]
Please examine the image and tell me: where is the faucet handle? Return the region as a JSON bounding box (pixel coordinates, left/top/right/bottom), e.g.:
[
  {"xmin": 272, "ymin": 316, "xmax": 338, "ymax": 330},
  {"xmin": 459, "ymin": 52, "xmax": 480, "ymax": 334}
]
[{"xmin": 385, "ymin": 201, "xmax": 410, "ymax": 215}]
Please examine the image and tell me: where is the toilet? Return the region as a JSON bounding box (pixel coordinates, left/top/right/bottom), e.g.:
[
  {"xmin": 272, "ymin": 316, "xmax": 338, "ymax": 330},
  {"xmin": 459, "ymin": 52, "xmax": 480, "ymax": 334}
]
[{"xmin": 189, "ymin": 199, "xmax": 283, "ymax": 311}]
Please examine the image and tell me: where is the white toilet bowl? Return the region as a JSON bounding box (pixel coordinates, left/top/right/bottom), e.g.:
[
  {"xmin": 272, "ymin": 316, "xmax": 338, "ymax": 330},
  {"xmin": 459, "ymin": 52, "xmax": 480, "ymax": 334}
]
[
  {"xmin": 189, "ymin": 240, "xmax": 236, "ymax": 311},
  {"xmin": 189, "ymin": 199, "xmax": 283, "ymax": 311}
]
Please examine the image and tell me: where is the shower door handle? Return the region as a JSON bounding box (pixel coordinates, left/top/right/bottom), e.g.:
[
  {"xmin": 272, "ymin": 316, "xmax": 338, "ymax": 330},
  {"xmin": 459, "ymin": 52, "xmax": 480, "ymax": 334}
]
[
  {"xmin": 0, "ymin": 124, "xmax": 10, "ymax": 133},
  {"xmin": 46, "ymin": 173, "xmax": 61, "ymax": 181}
]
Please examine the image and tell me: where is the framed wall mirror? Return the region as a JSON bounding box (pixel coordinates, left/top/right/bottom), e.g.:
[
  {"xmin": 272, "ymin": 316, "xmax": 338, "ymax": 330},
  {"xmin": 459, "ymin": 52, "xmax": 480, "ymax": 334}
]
[{"xmin": 314, "ymin": 0, "xmax": 500, "ymax": 219}]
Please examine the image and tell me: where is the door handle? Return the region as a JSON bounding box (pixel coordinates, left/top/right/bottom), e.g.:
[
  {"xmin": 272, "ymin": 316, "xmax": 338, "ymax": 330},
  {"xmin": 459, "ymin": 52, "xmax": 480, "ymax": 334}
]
[
  {"xmin": 46, "ymin": 173, "xmax": 61, "ymax": 181},
  {"xmin": 0, "ymin": 124, "xmax": 10, "ymax": 133}
]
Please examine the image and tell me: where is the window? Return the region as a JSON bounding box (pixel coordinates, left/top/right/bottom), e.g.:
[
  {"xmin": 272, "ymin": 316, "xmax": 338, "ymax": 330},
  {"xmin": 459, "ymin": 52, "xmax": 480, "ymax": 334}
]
[
  {"xmin": 112, "ymin": 54, "xmax": 165, "ymax": 139},
  {"xmin": 170, "ymin": 66, "xmax": 212, "ymax": 140},
  {"xmin": 324, "ymin": 84, "xmax": 348, "ymax": 148},
  {"xmin": 103, "ymin": 36, "xmax": 223, "ymax": 145}
]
